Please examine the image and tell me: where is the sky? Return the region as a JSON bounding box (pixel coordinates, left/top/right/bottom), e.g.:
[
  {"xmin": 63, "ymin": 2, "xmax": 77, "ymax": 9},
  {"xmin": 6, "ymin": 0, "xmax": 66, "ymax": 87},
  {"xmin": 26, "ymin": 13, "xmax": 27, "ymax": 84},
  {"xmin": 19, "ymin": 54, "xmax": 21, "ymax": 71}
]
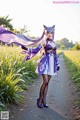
[{"xmin": 0, "ymin": 0, "xmax": 80, "ymax": 43}]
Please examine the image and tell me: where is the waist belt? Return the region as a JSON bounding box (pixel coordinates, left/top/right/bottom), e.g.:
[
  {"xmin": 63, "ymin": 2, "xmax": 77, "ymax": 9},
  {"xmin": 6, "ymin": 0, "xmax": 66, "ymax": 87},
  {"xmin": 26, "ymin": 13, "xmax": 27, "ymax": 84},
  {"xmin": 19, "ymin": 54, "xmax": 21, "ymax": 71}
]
[{"xmin": 46, "ymin": 50, "xmax": 54, "ymax": 53}]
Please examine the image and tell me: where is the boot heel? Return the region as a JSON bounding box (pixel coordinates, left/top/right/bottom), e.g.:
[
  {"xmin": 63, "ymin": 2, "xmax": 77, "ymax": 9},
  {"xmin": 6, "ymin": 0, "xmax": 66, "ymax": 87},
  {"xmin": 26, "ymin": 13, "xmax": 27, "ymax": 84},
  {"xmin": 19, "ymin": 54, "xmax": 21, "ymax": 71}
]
[{"xmin": 37, "ymin": 99, "xmax": 43, "ymax": 108}]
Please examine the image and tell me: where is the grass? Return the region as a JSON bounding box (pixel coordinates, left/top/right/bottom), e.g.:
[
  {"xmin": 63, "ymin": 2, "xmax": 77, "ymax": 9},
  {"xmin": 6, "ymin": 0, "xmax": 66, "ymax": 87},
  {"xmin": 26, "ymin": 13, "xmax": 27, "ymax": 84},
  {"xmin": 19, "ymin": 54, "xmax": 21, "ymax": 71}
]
[
  {"xmin": 0, "ymin": 46, "xmax": 39, "ymax": 110},
  {"xmin": 0, "ymin": 46, "xmax": 63, "ymax": 111},
  {"xmin": 63, "ymin": 50, "xmax": 80, "ymax": 89}
]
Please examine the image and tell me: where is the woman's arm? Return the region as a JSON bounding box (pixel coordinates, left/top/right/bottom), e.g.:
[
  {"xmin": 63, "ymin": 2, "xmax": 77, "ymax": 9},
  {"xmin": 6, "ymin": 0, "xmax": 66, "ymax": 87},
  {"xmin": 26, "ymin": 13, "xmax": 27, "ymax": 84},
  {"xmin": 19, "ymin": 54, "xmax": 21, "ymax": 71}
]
[{"xmin": 40, "ymin": 40, "xmax": 46, "ymax": 57}]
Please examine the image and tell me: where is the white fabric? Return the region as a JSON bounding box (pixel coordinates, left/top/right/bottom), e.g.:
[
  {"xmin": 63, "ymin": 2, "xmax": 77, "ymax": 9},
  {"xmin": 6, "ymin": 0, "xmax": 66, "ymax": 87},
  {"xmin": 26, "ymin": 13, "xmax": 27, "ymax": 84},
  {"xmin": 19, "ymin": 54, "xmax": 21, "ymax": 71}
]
[
  {"xmin": 35, "ymin": 41, "xmax": 57, "ymax": 76},
  {"xmin": 42, "ymin": 53, "xmax": 57, "ymax": 76}
]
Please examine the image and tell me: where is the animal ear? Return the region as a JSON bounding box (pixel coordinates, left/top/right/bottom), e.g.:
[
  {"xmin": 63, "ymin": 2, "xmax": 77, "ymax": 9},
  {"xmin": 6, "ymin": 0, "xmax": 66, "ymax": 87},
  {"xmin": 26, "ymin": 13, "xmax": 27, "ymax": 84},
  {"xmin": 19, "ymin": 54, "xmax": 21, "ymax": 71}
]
[
  {"xmin": 43, "ymin": 25, "xmax": 47, "ymax": 29},
  {"xmin": 52, "ymin": 25, "xmax": 55, "ymax": 29}
]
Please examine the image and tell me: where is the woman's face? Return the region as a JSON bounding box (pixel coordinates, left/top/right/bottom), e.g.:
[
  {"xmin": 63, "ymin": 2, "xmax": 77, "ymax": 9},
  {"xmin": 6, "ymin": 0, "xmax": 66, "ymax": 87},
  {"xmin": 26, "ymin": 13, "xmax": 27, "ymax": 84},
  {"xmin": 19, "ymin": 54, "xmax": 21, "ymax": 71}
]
[{"xmin": 45, "ymin": 32, "xmax": 53, "ymax": 39}]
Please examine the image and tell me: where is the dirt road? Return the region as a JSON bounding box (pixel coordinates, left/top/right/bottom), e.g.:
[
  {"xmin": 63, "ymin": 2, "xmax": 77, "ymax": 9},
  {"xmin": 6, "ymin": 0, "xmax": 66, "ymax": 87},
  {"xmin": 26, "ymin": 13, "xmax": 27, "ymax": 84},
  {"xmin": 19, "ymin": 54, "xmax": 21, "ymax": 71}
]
[{"xmin": 8, "ymin": 54, "xmax": 76, "ymax": 120}]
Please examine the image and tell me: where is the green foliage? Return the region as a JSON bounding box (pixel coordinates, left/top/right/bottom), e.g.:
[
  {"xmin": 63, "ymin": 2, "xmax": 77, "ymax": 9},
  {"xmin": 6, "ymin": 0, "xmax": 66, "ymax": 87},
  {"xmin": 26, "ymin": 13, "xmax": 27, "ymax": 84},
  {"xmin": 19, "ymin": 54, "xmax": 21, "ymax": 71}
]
[
  {"xmin": 13, "ymin": 25, "xmax": 29, "ymax": 35},
  {"xmin": 63, "ymin": 51, "xmax": 80, "ymax": 89},
  {"xmin": 0, "ymin": 15, "xmax": 13, "ymax": 30},
  {"xmin": 56, "ymin": 38, "xmax": 74, "ymax": 49},
  {"xmin": 0, "ymin": 46, "xmax": 38, "ymax": 109},
  {"xmin": 60, "ymin": 45, "xmax": 65, "ymax": 49},
  {"xmin": 72, "ymin": 44, "xmax": 80, "ymax": 50},
  {"xmin": 0, "ymin": 16, "xmax": 29, "ymax": 35},
  {"xmin": 0, "ymin": 101, "xmax": 5, "ymax": 111},
  {"xmin": 19, "ymin": 25, "xmax": 29, "ymax": 34},
  {"xmin": 0, "ymin": 72, "xmax": 24, "ymax": 103}
]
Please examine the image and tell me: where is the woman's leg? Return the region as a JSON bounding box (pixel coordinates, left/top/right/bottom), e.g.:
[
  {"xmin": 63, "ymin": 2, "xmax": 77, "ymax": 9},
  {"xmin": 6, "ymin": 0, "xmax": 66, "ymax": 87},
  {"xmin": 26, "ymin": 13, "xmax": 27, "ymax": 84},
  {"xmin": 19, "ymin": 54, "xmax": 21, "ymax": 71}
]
[
  {"xmin": 43, "ymin": 75, "xmax": 51, "ymax": 104},
  {"xmin": 38, "ymin": 74, "xmax": 49, "ymax": 104}
]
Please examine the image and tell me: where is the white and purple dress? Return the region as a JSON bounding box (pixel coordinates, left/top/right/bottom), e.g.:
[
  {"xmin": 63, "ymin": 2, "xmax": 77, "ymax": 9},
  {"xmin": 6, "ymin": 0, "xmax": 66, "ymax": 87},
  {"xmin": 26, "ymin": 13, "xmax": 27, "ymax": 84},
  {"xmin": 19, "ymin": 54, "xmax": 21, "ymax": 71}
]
[
  {"xmin": 20, "ymin": 38, "xmax": 60, "ymax": 76},
  {"xmin": 36, "ymin": 38, "xmax": 60, "ymax": 76}
]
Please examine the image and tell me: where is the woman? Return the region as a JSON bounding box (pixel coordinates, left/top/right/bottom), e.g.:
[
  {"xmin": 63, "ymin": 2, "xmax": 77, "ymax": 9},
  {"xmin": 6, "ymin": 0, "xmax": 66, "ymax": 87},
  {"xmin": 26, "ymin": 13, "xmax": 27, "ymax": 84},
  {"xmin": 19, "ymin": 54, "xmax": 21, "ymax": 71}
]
[
  {"xmin": 36, "ymin": 25, "xmax": 60, "ymax": 108},
  {"xmin": 21, "ymin": 25, "xmax": 60, "ymax": 108}
]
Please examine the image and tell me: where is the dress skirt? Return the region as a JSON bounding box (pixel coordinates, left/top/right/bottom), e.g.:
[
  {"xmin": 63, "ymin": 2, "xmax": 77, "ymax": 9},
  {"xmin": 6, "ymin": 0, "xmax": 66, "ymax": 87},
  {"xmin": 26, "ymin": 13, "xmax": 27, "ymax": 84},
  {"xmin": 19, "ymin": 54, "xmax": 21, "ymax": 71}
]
[
  {"xmin": 36, "ymin": 53, "xmax": 57, "ymax": 76},
  {"xmin": 42, "ymin": 53, "xmax": 57, "ymax": 76}
]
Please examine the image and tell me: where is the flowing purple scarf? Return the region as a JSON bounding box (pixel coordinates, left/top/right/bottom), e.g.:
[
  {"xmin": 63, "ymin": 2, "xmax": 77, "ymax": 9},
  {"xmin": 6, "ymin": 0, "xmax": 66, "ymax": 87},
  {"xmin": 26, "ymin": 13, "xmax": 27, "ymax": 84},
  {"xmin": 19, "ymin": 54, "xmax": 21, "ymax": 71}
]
[
  {"xmin": 0, "ymin": 26, "xmax": 45, "ymax": 46},
  {"xmin": 0, "ymin": 25, "xmax": 60, "ymax": 75},
  {"xmin": 0, "ymin": 25, "xmax": 55, "ymax": 61},
  {"xmin": 0, "ymin": 26, "xmax": 45, "ymax": 60}
]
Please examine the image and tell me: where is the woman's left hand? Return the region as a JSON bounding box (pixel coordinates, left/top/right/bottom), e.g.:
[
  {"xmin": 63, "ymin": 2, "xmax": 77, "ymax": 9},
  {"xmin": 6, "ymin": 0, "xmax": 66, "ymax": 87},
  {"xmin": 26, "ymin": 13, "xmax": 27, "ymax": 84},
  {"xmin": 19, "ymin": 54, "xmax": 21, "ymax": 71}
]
[{"xmin": 57, "ymin": 65, "xmax": 60, "ymax": 71}]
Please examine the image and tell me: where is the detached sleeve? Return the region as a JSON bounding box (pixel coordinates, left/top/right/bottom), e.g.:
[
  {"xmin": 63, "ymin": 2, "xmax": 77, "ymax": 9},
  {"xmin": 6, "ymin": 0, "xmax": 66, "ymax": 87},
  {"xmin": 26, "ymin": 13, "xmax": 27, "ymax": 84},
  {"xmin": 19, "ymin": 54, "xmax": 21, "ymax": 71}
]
[
  {"xmin": 23, "ymin": 45, "xmax": 42, "ymax": 61},
  {"xmin": 54, "ymin": 51, "xmax": 60, "ymax": 71}
]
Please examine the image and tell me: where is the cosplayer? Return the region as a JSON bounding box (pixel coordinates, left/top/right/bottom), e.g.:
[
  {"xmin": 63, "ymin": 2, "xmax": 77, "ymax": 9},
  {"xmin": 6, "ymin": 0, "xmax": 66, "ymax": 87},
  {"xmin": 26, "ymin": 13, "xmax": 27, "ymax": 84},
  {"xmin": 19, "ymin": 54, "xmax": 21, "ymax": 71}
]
[
  {"xmin": 35, "ymin": 25, "xmax": 60, "ymax": 108},
  {"xmin": 0, "ymin": 25, "xmax": 60, "ymax": 108}
]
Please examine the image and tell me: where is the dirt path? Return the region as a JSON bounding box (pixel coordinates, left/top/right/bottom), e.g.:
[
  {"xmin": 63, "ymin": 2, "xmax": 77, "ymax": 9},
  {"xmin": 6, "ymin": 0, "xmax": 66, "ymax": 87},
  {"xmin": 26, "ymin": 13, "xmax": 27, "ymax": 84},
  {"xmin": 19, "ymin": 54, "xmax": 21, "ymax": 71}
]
[{"xmin": 8, "ymin": 54, "xmax": 78, "ymax": 120}]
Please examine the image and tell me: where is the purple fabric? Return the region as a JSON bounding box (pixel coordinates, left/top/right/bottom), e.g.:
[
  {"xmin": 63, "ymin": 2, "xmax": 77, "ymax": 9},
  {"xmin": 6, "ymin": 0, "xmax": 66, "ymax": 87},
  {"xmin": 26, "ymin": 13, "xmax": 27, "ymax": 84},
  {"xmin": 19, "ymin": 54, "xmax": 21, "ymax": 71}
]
[
  {"xmin": 22, "ymin": 45, "xmax": 42, "ymax": 61},
  {"xmin": 38, "ymin": 51, "xmax": 58, "ymax": 76},
  {"xmin": 54, "ymin": 52, "xmax": 57, "ymax": 73},
  {"xmin": 17, "ymin": 31, "xmax": 44, "ymax": 42},
  {"xmin": 37, "ymin": 39, "xmax": 59, "ymax": 75},
  {"xmin": 38, "ymin": 55, "xmax": 48, "ymax": 75},
  {"xmin": 0, "ymin": 26, "xmax": 45, "ymax": 61},
  {"xmin": 0, "ymin": 26, "xmax": 60, "ymax": 76},
  {"xmin": 0, "ymin": 26, "xmax": 45, "ymax": 46}
]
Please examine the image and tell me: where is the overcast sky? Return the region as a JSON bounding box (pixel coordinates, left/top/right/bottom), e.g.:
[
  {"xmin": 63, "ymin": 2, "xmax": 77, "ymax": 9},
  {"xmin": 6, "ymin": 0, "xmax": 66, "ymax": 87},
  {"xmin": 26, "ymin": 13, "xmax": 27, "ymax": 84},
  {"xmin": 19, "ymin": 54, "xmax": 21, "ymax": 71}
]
[{"xmin": 0, "ymin": 0, "xmax": 80, "ymax": 43}]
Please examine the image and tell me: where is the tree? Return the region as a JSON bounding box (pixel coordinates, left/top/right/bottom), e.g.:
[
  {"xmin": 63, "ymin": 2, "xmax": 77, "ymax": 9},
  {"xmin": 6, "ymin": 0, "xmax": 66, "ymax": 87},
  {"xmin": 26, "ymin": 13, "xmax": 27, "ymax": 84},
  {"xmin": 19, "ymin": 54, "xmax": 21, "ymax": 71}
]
[
  {"xmin": 72, "ymin": 44, "xmax": 80, "ymax": 50},
  {"xmin": 56, "ymin": 38, "xmax": 74, "ymax": 49},
  {"xmin": 60, "ymin": 45, "xmax": 65, "ymax": 49},
  {"xmin": 13, "ymin": 25, "xmax": 29, "ymax": 35},
  {"xmin": 19, "ymin": 25, "xmax": 29, "ymax": 34},
  {"xmin": 0, "ymin": 15, "xmax": 13, "ymax": 30}
]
